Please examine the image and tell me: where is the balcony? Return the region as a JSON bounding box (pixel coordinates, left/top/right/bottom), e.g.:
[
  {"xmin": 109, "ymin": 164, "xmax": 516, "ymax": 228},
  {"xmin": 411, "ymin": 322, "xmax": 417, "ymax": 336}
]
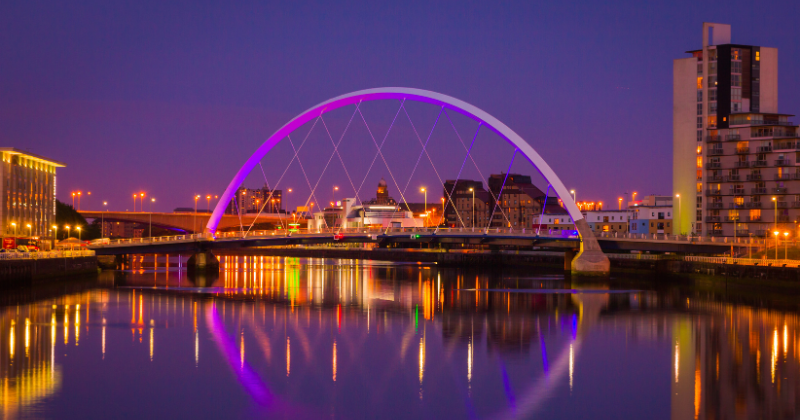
[
  {"xmin": 751, "ymin": 187, "xmax": 768, "ymax": 194},
  {"xmin": 748, "ymin": 216, "xmax": 763, "ymax": 222},
  {"xmin": 775, "ymin": 174, "xmax": 793, "ymax": 180},
  {"xmin": 746, "ymin": 202, "xmax": 763, "ymax": 208},
  {"xmin": 775, "ymin": 159, "xmax": 793, "ymax": 166},
  {"xmin": 723, "ymin": 217, "xmax": 741, "ymax": 222},
  {"xmin": 724, "ymin": 175, "xmax": 741, "ymax": 182},
  {"xmin": 778, "ymin": 215, "xmax": 792, "ymax": 223},
  {"xmin": 736, "ymin": 230, "xmax": 751, "ymax": 236},
  {"xmin": 725, "ymin": 134, "xmax": 741, "ymax": 141},
  {"xmin": 727, "ymin": 203, "xmax": 745, "ymax": 209},
  {"xmin": 774, "ymin": 141, "xmax": 798, "ymax": 150},
  {"xmin": 746, "ymin": 174, "xmax": 762, "ymax": 181},
  {"xmin": 705, "ymin": 189, "xmax": 722, "ymax": 196},
  {"xmin": 707, "ymin": 135, "xmax": 721, "ymax": 142},
  {"xmin": 706, "ymin": 162, "xmax": 722, "ymax": 169},
  {"xmin": 734, "ymin": 161, "xmax": 750, "ymax": 168},
  {"xmin": 736, "ymin": 147, "xmax": 750, "ymax": 154},
  {"xmin": 757, "ymin": 146, "xmax": 773, "ymax": 153},
  {"xmin": 777, "ymin": 201, "xmax": 790, "ymax": 208},
  {"xmin": 754, "ymin": 230, "xmax": 768, "ymax": 237},
  {"xmin": 708, "ymin": 148, "xmax": 724, "ymax": 155},
  {"xmin": 730, "ymin": 188, "xmax": 746, "ymax": 195},
  {"xmin": 708, "ymin": 175, "xmax": 724, "ymax": 182},
  {"xmin": 709, "ymin": 229, "xmax": 724, "ymax": 236},
  {"xmin": 705, "ymin": 216, "xmax": 721, "ymax": 223},
  {"xmin": 772, "ymin": 187, "xmax": 788, "ymax": 194},
  {"xmin": 752, "ymin": 160, "xmax": 768, "ymax": 167}
]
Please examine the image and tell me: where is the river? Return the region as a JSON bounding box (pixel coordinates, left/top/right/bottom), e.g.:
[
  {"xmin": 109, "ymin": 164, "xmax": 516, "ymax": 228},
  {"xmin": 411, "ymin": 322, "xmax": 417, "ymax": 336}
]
[{"xmin": 1, "ymin": 255, "xmax": 799, "ymax": 419}]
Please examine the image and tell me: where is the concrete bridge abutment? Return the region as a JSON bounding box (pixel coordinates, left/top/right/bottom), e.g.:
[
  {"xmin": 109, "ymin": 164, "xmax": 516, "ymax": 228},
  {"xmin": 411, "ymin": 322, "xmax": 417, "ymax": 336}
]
[{"xmin": 571, "ymin": 219, "xmax": 611, "ymax": 276}]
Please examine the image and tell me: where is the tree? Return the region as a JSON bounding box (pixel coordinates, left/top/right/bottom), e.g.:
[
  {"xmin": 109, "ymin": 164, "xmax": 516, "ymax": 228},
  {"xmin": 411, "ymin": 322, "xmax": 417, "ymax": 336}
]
[{"xmin": 55, "ymin": 200, "xmax": 101, "ymax": 240}]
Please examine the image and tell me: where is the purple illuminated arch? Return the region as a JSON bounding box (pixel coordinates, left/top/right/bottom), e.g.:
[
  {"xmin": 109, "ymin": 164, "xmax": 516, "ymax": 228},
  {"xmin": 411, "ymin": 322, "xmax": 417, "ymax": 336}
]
[{"xmin": 207, "ymin": 87, "xmax": 583, "ymax": 233}]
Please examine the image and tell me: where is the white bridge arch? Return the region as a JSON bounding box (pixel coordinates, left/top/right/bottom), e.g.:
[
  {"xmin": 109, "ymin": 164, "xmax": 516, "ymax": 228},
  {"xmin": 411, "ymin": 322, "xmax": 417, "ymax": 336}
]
[{"xmin": 207, "ymin": 87, "xmax": 609, "ymax": 274}]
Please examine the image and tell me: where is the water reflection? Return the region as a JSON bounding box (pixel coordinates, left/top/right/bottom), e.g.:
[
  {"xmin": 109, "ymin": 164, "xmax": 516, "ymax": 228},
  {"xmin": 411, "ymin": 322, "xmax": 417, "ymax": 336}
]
[{"xmin": 0, "ymin": 256, "xmax": 799, "ymax": 418}]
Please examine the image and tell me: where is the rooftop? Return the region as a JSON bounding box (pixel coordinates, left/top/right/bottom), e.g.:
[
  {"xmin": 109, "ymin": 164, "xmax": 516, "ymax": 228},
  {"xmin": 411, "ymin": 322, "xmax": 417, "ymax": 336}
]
[{"xmin": 0, "ymin": 148, "xmax": 66, "ymax": 167}]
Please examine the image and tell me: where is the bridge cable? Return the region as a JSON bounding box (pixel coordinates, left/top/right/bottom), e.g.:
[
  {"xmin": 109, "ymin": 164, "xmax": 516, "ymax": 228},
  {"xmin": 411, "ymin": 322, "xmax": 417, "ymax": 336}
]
[
  {"xmin": 357, "ymin": 102, "xmax": 413, "ymax": 232},
  {"xmin": 285, "ymin": 133, "xmax": 331, "ymax": 230},
  {"xmin": 443, "ymin": 110, "xmax": 511, "ymax": 229},
  {"xmin": 536, "ymin": 185, "xmax": 551, "ymax": 236},
  {"xmin": 244, "ymin": 115, "xmax": 323, "ymax": 237},
  {"xmin": 350, "ymin": 100, "xmax": 406, "ymax": 228},
  {"xmin": 295, "ymin": 103, "xmax": 363, "ymax": 232},
  {"xmin": 438, "ymin": 121, "xmax": 481, "ymax": 232},
  {"xmin": 320, "ymin": 112, "xmax": 362, "ymax": 208},
  {"xmin": 382, "ymin": 106, "xmax": 446, "ymax": 234},
  {"xmin": 486, "ymin": 150, "xmax": 518, "ymax": 233},
  {"xmin": 400, "ymin": 103, "xmax": 469, "ymax": 233}
]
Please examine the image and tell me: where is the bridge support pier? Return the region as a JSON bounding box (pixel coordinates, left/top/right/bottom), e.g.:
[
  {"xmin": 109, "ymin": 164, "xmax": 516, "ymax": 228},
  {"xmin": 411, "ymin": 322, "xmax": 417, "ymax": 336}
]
[
  {"xmin": 571, "ymin": 219, "xmax": 610, "ymax": 276},
  {"xmin": 187, "ymin": 251, "xmax": 219, "ymax": 272},
  {"xmin": 564, "ymin": 249, "xmax": 576, "ymax": 271}
]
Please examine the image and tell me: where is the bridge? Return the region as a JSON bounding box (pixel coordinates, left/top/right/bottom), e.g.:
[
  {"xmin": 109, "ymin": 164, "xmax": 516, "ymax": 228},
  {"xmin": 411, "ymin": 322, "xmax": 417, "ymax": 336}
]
[
  {"xmin": 80, "ymin": 210, "xmax": 294, "ymax": 233},
  {"xmin": 86, "ymin": 87, "xmax": 747, "ymax": 275}
]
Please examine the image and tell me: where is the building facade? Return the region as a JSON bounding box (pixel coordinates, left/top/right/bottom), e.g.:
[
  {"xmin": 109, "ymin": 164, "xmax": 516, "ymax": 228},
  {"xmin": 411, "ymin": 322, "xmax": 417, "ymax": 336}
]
[
  {"xmin": 674, "ymin": 23, "xmax": 788, "ymax": 237},
  {"xmin": 0, "ymin": 148, "xmax": 65, "ymax": 239},
  {"xmin": 227, "ymin": 185, "xmax": 283, "ymax": 214}
]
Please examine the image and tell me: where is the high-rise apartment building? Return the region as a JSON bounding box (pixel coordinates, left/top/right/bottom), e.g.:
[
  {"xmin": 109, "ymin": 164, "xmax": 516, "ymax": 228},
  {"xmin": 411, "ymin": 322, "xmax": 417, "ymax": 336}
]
[
  {"xmin": 674, "ymin": 23, "xmax": 792, "ymax": 237},
  {"xmin": 0, "ymin": 148, "xmax": 65, "ymax": 239}
]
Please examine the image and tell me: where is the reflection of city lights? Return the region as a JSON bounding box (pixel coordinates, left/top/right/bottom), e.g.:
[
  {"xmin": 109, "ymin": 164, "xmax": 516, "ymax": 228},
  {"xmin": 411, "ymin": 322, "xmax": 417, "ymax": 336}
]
[
  {"xmin": 75, "ymin": 304, "xmax": 81, "ymax": 346},
  {"xmin": 240, "ymin": 331, "xmax": 245, "ymax": 369},
  {"xmin": 150, "ymin": 326, "xmax": 154, "ymax": 361},
  {"xmin": 25, "ymin": 318, "xmax": 30, "ymax": 357},
  {"xmin": 419, "ymin": 336, "xmax": 425, "ymax": 385},
  {"xmin": 569, "ymin": 344, "xmax": 574, "ymax": 392},
  {"xmin": 64, "ymin": 306, "xmax": 69, "ymax": 345},
  {"xmin": 332, "ymin": 340, "xmax": 337, "ymax": 382},
  {"xmin": 467, "ymin": 338, "xmax": 473, "ymax": 385},
  {"xmin": 784, "ymin": 324, "xmax": 788, "ymax": 356},
  {"xmin": 286, "ymin": 337, "xmax": 291, "ymax": 377},
  {"xmin": 102, "ymin": 323, "xmax": 106, "ymax": 359},
  {"xmin": 195, "ymin": 331, "xmax": 199, "ymax": 366},
  {"xmin": 10, "ymin": 322, "xmax": 15, "ymax": 359},
  {"xmin": 694, "ymin": 364, "xmax": 701, "ymax": 419},
  {"xmin": 772, "ymin": 328, "xmax": 778, "ymax": 383},
  {"xmin": 674, "ymin": 342, "xmax": 679, "ymax": 383}
]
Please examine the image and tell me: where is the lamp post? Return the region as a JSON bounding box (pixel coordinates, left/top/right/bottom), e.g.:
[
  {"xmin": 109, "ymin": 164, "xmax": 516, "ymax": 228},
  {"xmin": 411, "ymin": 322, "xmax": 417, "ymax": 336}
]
[
  {"xmin": 133, "ymin": 194, "xmax": 137, "ymax": 212},
  {"xmin": 784, "ymin": 232, "xmax": 789, "ymax": 260},
  {"xmin": 773, "ymin": 231, "xmax": 779, "ymax": 260},
  {"xmin": 570, "ymin": 189, "xmax": 576, "ymax": 204},
  {"xmin": 76, "ymin": 226, "xmax": 82, "ymax": 241},
  {"xmin": 194, "ymin": 195, "xmax": 200, "ymax": 234},
  {"xmin": 11, "ymin": 222, "xmax": 16, "ymax": 236},
  {"xmin": 26, "ymin": 224, "xmax": 32, "ymax": 237},
  {"xmin": 77, "ymin": 191, "xmax": 82, "ymax": 211},
  {"xmin": 469, "ymin": 188, "xmax": 475, "ymax": 229},
  {"xmin": 772, "ymin": 196, "xmax": 778, "ymax": 240},
  {"xmin": 65, "ymin": 225, "xmax": 70, "ymax": 238},
  {"xmin": 332, "ymin": 186, "xmax": 338, "ymax": 206},
  {"xmin": 675, "ymin": 194, "xmax": 681, "ymax": 233},
  {"xmin": 618, "ymin": 197, "xmax": 623, "ymax": 211},
  {"xmin": 149, "ymin": 198, "xmax": 155, "ymax": 238},
  {"xmin": 71, "ymin": 192, "xmax": 76, "ymax": 208},
  {"xmin": 420, "ymin": 188, "xmax": 427, "ymax": 227},
  {"xmin": 206, "ymin": 195, "xmax": 211, "ymax": 212},
  {"xmin": 52, "ymin": 225, "xmax": 58, "ymax": 247},
  {"xmin": 140, "ymin": 192, "xmax": 145, "ymax": 212},
  {"xmin": 102, "ymin": 201, "xmax": 108, "ymax": 238},
  {"xmin": 632, "ymin": 191, "xmax": 638, "ymax": 203}
]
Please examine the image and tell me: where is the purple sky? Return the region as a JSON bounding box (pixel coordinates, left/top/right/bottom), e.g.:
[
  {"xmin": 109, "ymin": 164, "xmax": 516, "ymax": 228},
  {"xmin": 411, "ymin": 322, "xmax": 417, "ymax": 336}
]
[{"xmin": 2, "ymin": 0, "xmax": 799, "ymax": 213}]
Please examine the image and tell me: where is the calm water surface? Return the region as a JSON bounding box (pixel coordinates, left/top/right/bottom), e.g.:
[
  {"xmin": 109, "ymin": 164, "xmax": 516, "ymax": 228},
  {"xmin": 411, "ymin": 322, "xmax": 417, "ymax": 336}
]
[{"xmin": 2, "ymin": 255, "xmax": 800, "ymax": 419}]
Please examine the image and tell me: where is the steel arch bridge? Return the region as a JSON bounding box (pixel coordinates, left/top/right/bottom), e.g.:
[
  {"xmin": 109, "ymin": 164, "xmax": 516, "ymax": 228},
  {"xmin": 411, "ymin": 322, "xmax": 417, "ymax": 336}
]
[{"xmin": 206, "ymin": 88, "xmax": 609, "ymax": 275}]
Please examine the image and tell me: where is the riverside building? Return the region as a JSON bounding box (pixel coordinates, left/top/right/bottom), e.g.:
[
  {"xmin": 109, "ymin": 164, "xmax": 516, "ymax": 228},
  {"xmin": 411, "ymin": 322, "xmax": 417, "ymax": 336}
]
[
  {"xmin": 674, "ymin": 23, "xmax": 796, "ymax": 237},
  {"xmin": 0, "ymin": 148, "xmax": 65, "ymax": 239}
]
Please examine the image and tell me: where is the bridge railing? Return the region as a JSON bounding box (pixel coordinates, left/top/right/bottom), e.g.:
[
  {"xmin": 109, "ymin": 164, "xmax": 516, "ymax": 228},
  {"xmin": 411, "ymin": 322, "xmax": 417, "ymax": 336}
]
[
  {"xmin": 0, "ymin": 250, "xmax": 95, "ymax": 260},
  {"xmin": 685, "ymin": 255, "xmax": 800, "ymax": 267},
  {"xmin": 595, "ymin": 232, "xmax": 759, "ymax": 245},
  {"xmin": 100, "ymin": 233, "xmax": 212, "ymax": 246}
]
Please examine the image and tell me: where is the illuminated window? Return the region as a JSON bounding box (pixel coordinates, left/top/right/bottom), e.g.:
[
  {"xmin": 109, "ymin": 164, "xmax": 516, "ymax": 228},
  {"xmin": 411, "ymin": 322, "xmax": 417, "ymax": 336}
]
[
  {"xmin": 749, "ymin": 209, "xmax": 761, "ymax": 219},
  {"xmin": 696, "ymin": 156, "xmax": 702, "ymax": 168},
  {"xmin": 602, "ymin": 225, "xmax": 609, "ymax": 232},
  {"xmin": 696, "ymin": 183, "xmax": 702, "ymax": 193},
  {"xmin": 734, "ymin": 196, "xmax": 744, "ymax": 205},
  {"xmin": 697, "ymin": 145, "xmax": 702, "ymax": 154},
  {"xmin": 756, "ymin": 51, "xmax": 760, "ymax": 61},
  {"xmin": 697, "ymin": 77, "xmax": 703, "ymax": 89}
]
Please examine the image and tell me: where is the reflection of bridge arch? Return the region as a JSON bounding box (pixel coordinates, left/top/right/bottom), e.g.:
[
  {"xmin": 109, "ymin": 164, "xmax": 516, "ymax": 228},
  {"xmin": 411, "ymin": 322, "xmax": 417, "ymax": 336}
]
[{"xmin": 208, "ymin": 88, "xmax": 608, "ymax": 274}]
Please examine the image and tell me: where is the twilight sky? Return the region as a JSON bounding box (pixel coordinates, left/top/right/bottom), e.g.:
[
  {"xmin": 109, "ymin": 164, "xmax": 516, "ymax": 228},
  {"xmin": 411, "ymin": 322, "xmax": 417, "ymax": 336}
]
[{"xmin": 2, "ymin": 0, "xmax": 799, "ymax": 213}]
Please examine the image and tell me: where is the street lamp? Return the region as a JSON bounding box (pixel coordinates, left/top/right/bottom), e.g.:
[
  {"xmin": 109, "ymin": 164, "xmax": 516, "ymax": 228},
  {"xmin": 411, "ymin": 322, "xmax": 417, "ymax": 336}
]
[
  {"xmin": 11, "ymin": 222, "xmax": 16, "ymax": 236},
  {"xmin": 102, "ymin": 201, "xmax": 108, "ymax": 238},
  {"xmin": 469, "ymin": 188, "xmax": 475, "ymax": 229},
  {"xmin": 773, "ymin": 197, "xmax": 778, "ymax": 239},
  {"xmin": 52, "ymin": 225, "xmax": 58, "ymax": 245},
  {"xmin": 206, "ymin": 195, "xmax": 211, "ymax": 212},
  {"xmin": 675, "ymin": 194, "xmax": 681, "ymax": 233},
  {"xmin": 773, "ymin": 231, "xmax": 779, "ymax": 260},
  {"xmin": 133, "ymin": 194, "xmax": 137, "ymax": 212},
  {"xmin": 420, "ymin": 188, "xmax": 427, "ymax": 227},
  {"xmin": 26, "ymin": 223, "xmax": 32, "ymax": 237},
  {"xmin": 71, "ymin": 192, "xmax": 76, "ymax": 208},
  {"xmin": 149, "ymin": 198, "xmax": 156, "ymax": 238},
  {"xmin": 618, "ymin": 197, "xmax": 623, "ymax": 211},
  {"xmin": 332, "ymin": 186, "xmax": 339, "ymax": 205},
  {"xmin": 65, "ymin": 225, "xmax": 70, "ymax": 238},
  {"xmin": 632, "ymin": 191, "xmax": 638, "ymax": 203},
  {"xmin": 76, "ymin": 226, "xmax": 82, "ymax": 241},
  {"xmin": 77, "ymin": 191, "xmax": 82, "ymax": 211},
  {"xmin": 570, "ymin": 189, "xmax": 576, "ymax": 203},
  {"xmin": 784, "ymin": 231, "xmax": 789, "ymax": 260},
  {"xmin": 194, "ymin": 195, "xmax": 201, "ymax": 234}
]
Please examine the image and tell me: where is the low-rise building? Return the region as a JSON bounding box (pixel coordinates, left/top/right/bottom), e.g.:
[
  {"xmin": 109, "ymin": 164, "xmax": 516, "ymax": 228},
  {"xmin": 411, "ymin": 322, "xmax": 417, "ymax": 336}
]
[{"xmin": 584, "ymin": 210, "xmax": 633, "ymax": 234}]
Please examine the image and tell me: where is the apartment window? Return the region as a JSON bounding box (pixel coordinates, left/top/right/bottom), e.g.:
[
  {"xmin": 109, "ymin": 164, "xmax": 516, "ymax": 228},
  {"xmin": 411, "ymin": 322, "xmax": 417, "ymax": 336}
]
[
  {"xmin": 731, "ymin": 61, "xmax": 742, "ymax": 74},
  {"xmin": 709, "ymin": 90, "xmax": 717, "ymax": 101},
  {"xmin": 697, "ymin": 103, "xmax": 703, "ymax": 115},
  {"xmin": 697, "ymin": 77, "xmax": 703, "ymax": 89},
  {"xmin": 731, "ymin": 75, "xmax": 741, "ymax": 88},
  {"xmin": 750, "ymin": 209, "xmax": 761, "ymax": 219},
  {"xmin": 755, "ymin": 51, "xmax": 760, "ymax": 61},
  {"xmin": 734, "ymin": 196, "xmax": 744, "ymax": 205},
  {"xmin": 697, "ymin": 130, "xmax": 703, "ymax": 142},
  {"xmin": 731, "ymin": 88, "xmax": 742, "ymax": 101},
  {"xmin": 697, "ymin": 183, "xmax": 702, "ymax": 193},
  {"xmin": 709, "ymin": 75, "xmax": 717, "ymax": 86},
  {"xmin": 697, "ymin": 90, "xmax": 703, "ymax": 102},
  {"xmin": 709, "ymin": 102, "xmax": 717, "ymax": 114}
]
